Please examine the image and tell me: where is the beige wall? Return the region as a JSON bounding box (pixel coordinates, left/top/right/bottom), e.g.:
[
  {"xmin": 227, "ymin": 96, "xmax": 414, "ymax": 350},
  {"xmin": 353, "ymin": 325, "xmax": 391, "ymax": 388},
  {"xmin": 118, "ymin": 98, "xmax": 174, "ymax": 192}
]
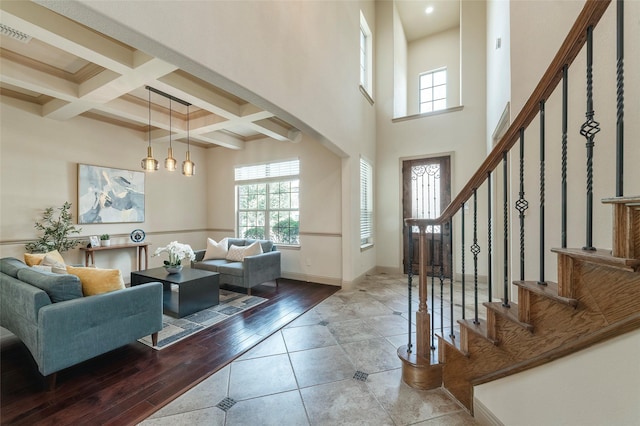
[
  {"xmin": 42, "ymin": 0, "xmax": 379, "ymax": 284},
  {"xmin": 0, "ymin": 98, "xmax": 209, "ymax": 280},
  {"xmin": 376, "ymin": 0, "xmax": 487, "ymax": 276},
  {"xmin": 407, "ymin": 26, "xmax": 461, "ymax": 115}
]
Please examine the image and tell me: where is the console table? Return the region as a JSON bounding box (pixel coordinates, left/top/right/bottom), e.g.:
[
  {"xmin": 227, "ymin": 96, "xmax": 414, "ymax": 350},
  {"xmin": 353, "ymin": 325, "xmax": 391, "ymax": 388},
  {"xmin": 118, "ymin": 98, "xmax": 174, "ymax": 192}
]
[{"xmin": 79, "ymin": 243, "xmax": 150, "ymax": 271}]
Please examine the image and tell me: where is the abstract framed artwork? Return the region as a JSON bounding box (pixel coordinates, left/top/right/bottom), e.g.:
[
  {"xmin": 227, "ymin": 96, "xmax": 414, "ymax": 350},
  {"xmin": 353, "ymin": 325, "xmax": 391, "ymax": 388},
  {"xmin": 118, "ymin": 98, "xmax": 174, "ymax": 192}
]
[{"xmin": 78, "ymin": 164, "xmax": 145, "ymax": 224}]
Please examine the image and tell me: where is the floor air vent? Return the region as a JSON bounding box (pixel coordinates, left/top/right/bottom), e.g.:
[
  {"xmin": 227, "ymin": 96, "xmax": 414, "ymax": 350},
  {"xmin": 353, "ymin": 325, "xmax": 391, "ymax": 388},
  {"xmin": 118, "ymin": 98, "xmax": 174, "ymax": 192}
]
[{"xmin": 216, "ymin": 397, "xmax": 237, "ymax": 411}]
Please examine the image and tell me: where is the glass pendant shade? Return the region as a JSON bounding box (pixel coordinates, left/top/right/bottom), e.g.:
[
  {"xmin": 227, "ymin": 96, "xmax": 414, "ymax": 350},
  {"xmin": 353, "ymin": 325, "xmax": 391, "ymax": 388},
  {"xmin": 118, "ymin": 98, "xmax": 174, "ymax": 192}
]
[
  {"xmin": 182, "ymin": 151, "xmax": 195, "ymax": 176},
  {"xmin": 165, "ymin": 147, "xmax": 177, "ymax": 171},
  {"xmin": 141, "ymin": 146, "xmax": 159, "ymax": 171},
  {"xmin": 142, "ymin": 88, "xmax": 158, "ymax": 171}
]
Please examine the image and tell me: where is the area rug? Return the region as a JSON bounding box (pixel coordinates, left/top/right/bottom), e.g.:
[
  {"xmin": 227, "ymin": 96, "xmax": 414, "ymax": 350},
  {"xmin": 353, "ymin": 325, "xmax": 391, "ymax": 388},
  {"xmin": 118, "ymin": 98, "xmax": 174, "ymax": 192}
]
[{"xmin": 138, "ymin": 288, "xmax": 267, "ymax": 350}]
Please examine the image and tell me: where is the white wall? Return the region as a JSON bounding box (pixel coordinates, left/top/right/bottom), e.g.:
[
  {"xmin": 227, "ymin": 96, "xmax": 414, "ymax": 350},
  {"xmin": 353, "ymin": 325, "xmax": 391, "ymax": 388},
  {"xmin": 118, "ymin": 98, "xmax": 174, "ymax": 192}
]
[
  {"xmin": 407, "ymin": 26, "xmax": 461, "ymax": 116},
  {"xmin": 376, "ymin": 0, "xmax": 487, "ymax": 276},
  {"xmin": 0, "ymin": 98, "xmax": 209, "ymax": 280},
  {"xmin": 486, "ymin": 0, "xmax": 510, "ymax": 152},
  {"xmin": 393, "ymin": 2, "xmax": 408, "ymax": 118},
  {"xmin": 475, "ymin": 329, "xmax": 640, "ymax": 426}
]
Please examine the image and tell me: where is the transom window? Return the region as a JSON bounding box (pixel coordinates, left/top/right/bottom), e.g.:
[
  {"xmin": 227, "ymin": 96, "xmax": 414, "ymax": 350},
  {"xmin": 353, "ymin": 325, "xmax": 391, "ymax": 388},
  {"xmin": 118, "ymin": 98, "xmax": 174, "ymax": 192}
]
[
  {"xmin": 419, "ymin": 68, "xmax": 447, "ymax": 113},
  {"xmin": 359, "ymin": 11, "xmax": 373, "ymax": 96},
  {"xmin": 235, "ymin": 160, "xmax": 300, "ymax": 245}
]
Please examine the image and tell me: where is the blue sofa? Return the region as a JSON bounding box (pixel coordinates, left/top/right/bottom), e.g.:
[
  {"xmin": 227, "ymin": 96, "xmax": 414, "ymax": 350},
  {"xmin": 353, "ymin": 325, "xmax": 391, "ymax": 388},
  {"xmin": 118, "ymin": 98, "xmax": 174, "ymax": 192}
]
[
  {"xmin": 192, "ymin": 238, "xmax": 281, "ymax": 295},
  {"xmin": 0, "ymin": 257, "xmax": 163, "ymax": 387}
]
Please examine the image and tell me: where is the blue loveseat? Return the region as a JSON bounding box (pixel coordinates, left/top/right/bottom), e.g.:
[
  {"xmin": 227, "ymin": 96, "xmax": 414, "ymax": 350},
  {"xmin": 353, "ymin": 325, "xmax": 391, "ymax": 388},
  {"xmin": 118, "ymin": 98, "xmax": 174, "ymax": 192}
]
[
  {"xmin": 0, "ymin": 257, "xmax": 163, "ymax": 387},
  {"xmin": 192, "ymin": 238, "xmax": 281, "ymax": 295}
]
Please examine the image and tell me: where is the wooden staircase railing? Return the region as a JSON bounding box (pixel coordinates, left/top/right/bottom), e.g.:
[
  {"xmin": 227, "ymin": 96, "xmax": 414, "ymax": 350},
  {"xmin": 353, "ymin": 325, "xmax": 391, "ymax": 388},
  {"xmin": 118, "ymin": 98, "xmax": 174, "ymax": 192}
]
[{"xmin": 398, "ymin": 0, "xmax": 639, "ymax": 414}]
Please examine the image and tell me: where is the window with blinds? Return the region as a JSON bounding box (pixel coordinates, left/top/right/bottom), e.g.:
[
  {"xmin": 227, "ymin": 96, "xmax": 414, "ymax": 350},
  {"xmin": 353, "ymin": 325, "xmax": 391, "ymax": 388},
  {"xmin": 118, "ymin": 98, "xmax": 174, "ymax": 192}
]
[
  {"xmin": 360, "ymin": 157, "xmax": 373, "ymax": 246},
  {"xmin": 235, "ymin": 160, "xmax": 300, "ymax": 245}
]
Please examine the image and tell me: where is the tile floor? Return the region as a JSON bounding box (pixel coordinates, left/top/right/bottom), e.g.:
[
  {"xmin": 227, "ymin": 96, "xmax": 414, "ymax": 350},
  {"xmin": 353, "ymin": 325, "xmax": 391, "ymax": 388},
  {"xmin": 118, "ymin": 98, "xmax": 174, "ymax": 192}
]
[{"xmin": 140, "ymin": 273, "xmax": 481, "ymax": 425}]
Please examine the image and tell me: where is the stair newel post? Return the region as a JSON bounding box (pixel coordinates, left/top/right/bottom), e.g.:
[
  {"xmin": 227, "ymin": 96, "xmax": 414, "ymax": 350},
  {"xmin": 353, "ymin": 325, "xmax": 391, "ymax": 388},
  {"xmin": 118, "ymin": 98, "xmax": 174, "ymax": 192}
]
[
  {"xmin": 449, "ymin": 218, "xmax": 455, "ymax": 337},
  {"xmin": 461, "ymin": 202, "xmax": 466, "ymax": 320},
  {"xmin": 562, "ymin": 65, "xmax": 568, "ymax": 248},
  {"xmin": 471, "ymin": 189, "xmax": 481, "ymax": 325},
  {"xmin": 580, "ymin": 25, "xmax": 600, "ymax": 251},
  {"xmin": 515, "ymin": 128, "xmax": 529, "ymax": 280},
  {"xmin": 416, "ymin": 223, "xmax": 432, "ymax": 358},
  {"xmin": 487, "ymin": 172, "xmax": 493, "ymax": 301},
  {"xmin": 616, "ymin": 0, "xmax": 624, "ymax": 197},
  {"xmin": 502, "ymin": 152, "xmax": 511, "ymax": 308},
  {"xmin": 539, "ymin": 100, "xmax": 547, "ymax": 286},
  {"xmin": 406, "ymin": 222, "xmax": 413, "ymax": 353}
]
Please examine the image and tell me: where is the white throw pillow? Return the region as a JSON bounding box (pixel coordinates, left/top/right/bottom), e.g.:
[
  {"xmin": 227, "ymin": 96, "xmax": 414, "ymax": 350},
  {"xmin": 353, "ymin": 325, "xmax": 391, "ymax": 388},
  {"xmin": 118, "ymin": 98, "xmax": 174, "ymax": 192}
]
[
  {"xmin": 203, "ymin": 237, "xmax": 229, "ymax": 260},
  {"xmin": 225, "ymin": 241, "xmax": 263, "ymax": 262}
]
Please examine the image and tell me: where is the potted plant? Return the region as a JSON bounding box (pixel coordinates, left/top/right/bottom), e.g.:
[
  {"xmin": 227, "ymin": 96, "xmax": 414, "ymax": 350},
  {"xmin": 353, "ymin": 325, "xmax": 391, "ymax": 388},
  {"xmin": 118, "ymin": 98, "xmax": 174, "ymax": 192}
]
[
  {"xmin": 153, "ymin": 241, "xmax": 195, "ymax": 273},
  {"xmin": 100, "ymin": 234, "xmax": 111, "ymax": 247},
  {"xmin": 25, "ymin": 202, "xmax": 82, "ymax": 254}
]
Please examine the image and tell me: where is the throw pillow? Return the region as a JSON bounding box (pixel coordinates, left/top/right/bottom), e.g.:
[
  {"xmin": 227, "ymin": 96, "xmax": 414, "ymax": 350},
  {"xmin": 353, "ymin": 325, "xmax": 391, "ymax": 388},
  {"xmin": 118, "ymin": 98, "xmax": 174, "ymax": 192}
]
[
  {"xmin": 40, "ymin": 254, "xmax": 68, "ymax": 273},
  {"xmin": 17, "ymin": 268, "xmax": 83, "ymax": 302},
  {"xmin": 203, "ymin": 237, "xmax": 229, "ymax": 260},
  {"xmin": 225, "ymin": 241, "xmax": 263, "ymax": 262},
  {"xmin": 66, "ymin": 266, "xmax": 125, "ymax": 296},
  {"xmin": 24, "ymin": 250, "xmax": 65, "ymax": 267}
]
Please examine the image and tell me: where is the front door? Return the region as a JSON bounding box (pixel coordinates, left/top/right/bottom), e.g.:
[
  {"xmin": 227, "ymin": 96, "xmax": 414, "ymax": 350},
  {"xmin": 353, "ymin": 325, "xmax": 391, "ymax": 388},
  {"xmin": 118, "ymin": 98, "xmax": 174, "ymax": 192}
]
[{"xmin": 402, "ymin": 156, "xmax": 452, "ymax": 277}]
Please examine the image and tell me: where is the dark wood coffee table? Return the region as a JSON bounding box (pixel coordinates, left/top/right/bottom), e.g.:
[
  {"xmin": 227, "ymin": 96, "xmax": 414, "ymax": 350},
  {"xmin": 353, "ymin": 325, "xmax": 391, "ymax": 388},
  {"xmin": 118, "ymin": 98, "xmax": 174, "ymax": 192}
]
[{"xmin": 131, "ymin": 267, "xmax": 220, "ymax": 318}]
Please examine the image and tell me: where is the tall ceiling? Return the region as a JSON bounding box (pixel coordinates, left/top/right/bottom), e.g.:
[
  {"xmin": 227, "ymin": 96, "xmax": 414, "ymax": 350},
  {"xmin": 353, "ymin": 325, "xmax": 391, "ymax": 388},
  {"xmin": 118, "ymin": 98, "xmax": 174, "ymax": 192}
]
[
  {"xmin": 396, "ymin": 0, "xmax": 460, "ymax": 42},
  {"xmin": 0, "ymin": 1, "xmax": 302, "ymax": 150}
]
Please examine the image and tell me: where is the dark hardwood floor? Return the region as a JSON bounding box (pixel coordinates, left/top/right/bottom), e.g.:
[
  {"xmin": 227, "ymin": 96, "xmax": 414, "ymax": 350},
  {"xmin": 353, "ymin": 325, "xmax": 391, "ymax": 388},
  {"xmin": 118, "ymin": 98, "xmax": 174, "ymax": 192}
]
[{"xmin": 1, "ymin": 279, "xmax": 339, "ymax": 425}]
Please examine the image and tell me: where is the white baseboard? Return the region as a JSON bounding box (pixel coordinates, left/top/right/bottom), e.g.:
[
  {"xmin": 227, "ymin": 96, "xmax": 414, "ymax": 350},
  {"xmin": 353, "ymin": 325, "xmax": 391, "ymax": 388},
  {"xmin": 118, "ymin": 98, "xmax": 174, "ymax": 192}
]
[
  {"xmin": 473, "ymin": 397, "xmax": 504, "ymax": 426},
  {"xmin": 281, "ymin": 272, "xmax": 341, "ymax": 287}
]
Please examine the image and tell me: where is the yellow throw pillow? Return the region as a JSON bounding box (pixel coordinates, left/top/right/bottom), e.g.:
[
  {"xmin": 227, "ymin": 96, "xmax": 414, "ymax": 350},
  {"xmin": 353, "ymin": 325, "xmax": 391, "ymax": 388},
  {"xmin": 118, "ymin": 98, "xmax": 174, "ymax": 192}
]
[
  {"xmin": 24, "ymin": 250, "xmax": 65, "ymax": 266},
  {"xmin": 66, "ymin": 266, "xmax": 125, "ymax": 296}
]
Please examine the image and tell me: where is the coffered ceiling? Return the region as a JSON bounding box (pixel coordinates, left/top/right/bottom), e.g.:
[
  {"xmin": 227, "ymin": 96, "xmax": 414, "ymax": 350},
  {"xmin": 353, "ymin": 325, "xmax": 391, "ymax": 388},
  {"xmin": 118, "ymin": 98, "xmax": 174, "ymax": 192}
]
[{"xmin": 0, "ymin": 1, "xmax": 302, "ymax": 150}]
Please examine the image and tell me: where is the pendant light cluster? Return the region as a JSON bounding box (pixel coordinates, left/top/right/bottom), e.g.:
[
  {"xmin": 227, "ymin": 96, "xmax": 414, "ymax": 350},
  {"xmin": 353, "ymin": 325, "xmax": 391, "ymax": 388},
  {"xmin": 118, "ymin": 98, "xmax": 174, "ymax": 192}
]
[{"xmin": 142, "ymin": 86, "xmax": 195, "ymax": 176}]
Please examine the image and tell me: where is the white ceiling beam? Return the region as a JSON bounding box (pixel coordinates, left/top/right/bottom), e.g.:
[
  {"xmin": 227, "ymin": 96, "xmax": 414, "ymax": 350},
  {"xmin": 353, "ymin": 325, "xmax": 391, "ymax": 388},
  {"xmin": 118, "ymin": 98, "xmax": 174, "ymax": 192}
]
[
  {"xmin": 0, "ymin": 2, "xmax": 135, "ymax": 73},
  {"xmin": 195, "ymin": 131, "xmax": 244, "ymax": 150},
  {"xmin": 43, "ymin": 58, "xmax": 178, "ymax": 120},
  {"xmin": 249, "ymin": 119, "xmax": 302, "ymax": 143}
]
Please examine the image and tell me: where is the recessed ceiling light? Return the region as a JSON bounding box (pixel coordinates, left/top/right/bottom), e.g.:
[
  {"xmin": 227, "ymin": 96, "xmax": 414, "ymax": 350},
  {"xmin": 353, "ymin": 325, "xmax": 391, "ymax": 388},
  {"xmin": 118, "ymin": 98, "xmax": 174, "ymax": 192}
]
[{"xmin": 425, "ymin": 6, "xmax": 434, "ymax": 14}]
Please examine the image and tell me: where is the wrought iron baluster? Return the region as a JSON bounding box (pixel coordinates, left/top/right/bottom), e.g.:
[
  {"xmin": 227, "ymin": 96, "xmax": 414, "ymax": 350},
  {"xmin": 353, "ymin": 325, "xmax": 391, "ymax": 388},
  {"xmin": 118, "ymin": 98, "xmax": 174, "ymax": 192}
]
[
  {"xmin": 461, "ymin": 202, "xmax": 466, "ymax": 320},
  {"xmin": 515, "ymin": 128, "xmax": 529, "ymax": 280},
  {"xmin": 449, "ymin": 218, "xmax": 455, "ymax": 338},
  {"xmin": 579, "ymin": 25, "xmax": 600, "ymax": 251},
  {"xmin": 539, "ymin": 100, "xmax": 547, "ymax": 286},
  {"xmin": 562, "ymin": 65, "xmax": 568, "ymax": 248},
  {"xmin": 616, "ymin": 0, "xmax": 624, "ymax": 197},
  {"xmin": 502, "ymin": 152, "xmax": 510, "ymax": 308},
  {"xmin": 471, "ymin": 190, "xmax": 481, "ymax": 324},
  {"xmin": 440, "ymin": 225, "xmax": 444, "ymax": 336},
  {"xmin": 430, "ymin": 227, "xmax": 435, "ymax": 350},
  {"xmin": 406, "ymin": 224, "xmax": 413, "ymax": 353},
  {"xmin": 487, "ymin": 172, "xmax": 492, "ymax": 301}
]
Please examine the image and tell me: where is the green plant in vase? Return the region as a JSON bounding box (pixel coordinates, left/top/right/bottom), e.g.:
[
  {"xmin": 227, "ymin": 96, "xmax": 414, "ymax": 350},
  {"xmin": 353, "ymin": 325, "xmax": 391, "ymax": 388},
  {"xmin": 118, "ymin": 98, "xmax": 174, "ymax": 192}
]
[{"xmin": 25, "ymin": 202, "xmax": 82, "ymax": 253}]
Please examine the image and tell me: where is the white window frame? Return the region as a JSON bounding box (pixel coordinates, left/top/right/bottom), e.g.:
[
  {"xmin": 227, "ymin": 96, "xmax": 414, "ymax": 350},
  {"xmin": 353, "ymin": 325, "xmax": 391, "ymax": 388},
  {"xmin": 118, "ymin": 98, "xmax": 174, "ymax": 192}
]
[
  {"xmin": 360, "ymin": 157, "xmax": 373, "ymax": 247},
  {"xmin": 419, "ymin": 68, "xmax": 447, "ymax": 113},
  {"xmin": 360, "ymin": 11, "xmax": 373, "ymax": 98},
  {"xmin": 235, "ymin": 160, "xmax": 300, "ymax": 246}
]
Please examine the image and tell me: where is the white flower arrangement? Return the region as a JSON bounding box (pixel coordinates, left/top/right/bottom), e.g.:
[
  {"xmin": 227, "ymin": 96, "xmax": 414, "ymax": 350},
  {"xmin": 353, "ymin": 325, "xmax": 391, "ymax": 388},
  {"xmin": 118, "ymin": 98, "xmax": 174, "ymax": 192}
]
[{"xmin": 153, "ymin": 241, "xmax": 195, "ymax": 267}]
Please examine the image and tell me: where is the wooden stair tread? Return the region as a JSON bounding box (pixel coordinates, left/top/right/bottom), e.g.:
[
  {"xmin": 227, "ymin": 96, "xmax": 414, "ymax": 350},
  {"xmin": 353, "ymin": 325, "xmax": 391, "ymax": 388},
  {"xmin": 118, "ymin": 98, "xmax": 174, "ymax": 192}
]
[
  {"xmin": 458, "ymin": 318, "xmax": 497, "ymax": 345},
  {"xmin": 551, "ymin": 247, "xmax": 640, "ymax": 272},
  {"xmin": 483, "ymin": 302, "xmax": 534, "ymax": 332},
  {"xmin": 437, "ymin": 329, "xmax": 462, "ymax": 352},
  {"xmin": 513, "ymin": 280, "xmax": 578, "ymax": 307}
]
